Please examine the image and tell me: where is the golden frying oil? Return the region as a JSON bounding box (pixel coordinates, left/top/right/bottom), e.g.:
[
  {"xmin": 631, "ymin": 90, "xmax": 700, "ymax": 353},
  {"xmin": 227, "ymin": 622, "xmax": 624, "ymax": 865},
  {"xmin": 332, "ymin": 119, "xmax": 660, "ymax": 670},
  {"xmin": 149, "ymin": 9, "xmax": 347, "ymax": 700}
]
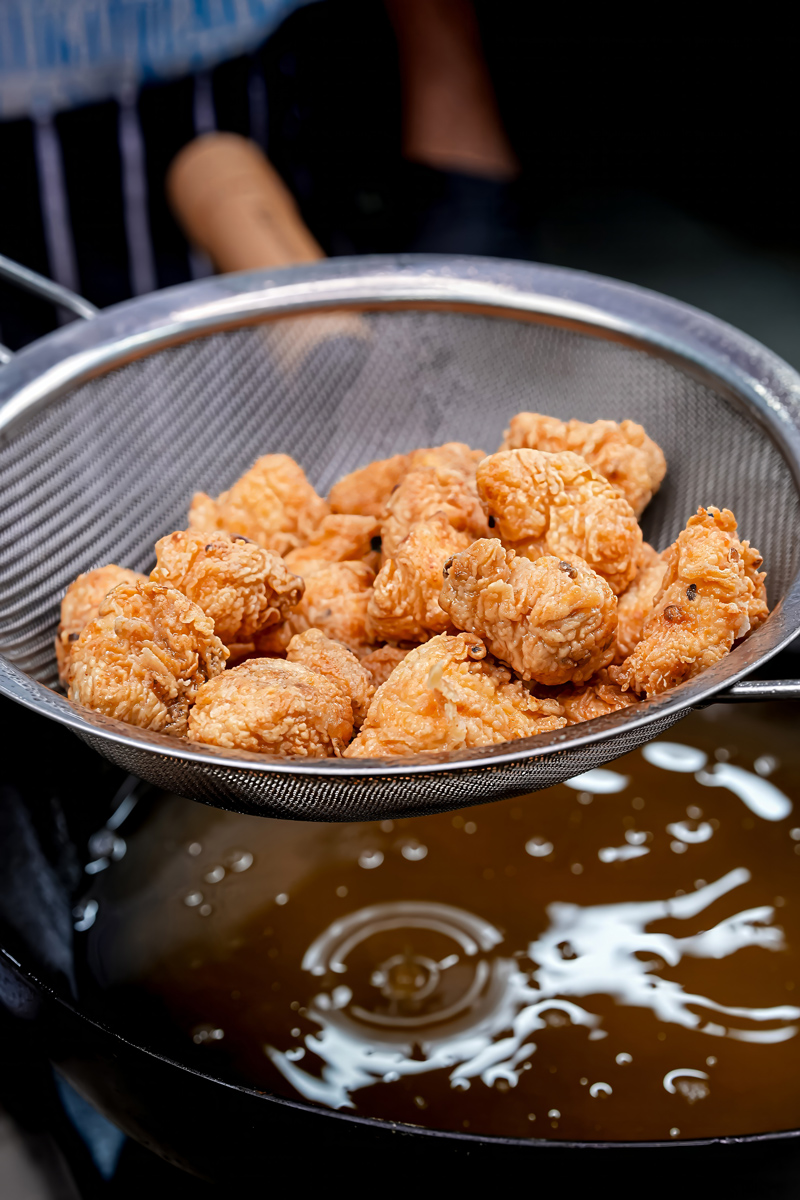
[{"xmin": 84, "ymin": 702, "xmax": 800, "ymax": 1142}]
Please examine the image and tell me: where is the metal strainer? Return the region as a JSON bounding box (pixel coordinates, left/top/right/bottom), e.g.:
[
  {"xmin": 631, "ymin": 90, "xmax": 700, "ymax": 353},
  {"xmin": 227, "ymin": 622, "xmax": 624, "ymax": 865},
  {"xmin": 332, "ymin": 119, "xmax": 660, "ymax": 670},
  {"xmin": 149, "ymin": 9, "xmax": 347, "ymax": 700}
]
[{"xmin": 1, "ymin": 255, "xmax": 799, "ymax": 821}]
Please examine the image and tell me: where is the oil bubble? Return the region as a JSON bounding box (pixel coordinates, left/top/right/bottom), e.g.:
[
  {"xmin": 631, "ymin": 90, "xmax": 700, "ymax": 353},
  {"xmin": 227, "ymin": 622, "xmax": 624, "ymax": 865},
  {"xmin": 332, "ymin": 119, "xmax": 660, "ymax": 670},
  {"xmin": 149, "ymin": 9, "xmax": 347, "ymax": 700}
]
[{"xmin": 526, "ymin": 838, "xmax": 554, "ymax": 857}]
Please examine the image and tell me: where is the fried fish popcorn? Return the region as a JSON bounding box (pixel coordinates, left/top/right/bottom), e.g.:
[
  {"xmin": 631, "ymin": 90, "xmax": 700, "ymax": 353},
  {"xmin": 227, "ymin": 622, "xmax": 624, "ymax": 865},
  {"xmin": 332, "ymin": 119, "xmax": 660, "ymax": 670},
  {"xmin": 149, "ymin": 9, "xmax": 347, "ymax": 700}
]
[
  {"xmin": 55, "ymin": 564, "xmax": 147, "ymax": 687},
  {"xmin": 501, "ymin": 413, "xmax": 666, "ymax": 516},
  {"xmin": 188, "ymin": 657, "xmax": 352, "ymax": 756},
  {"xmin": 476, "ymin": 448, "xmax": 641, "ymax": 595},
  {"xmin": 367, "ymin": 513, "xmax": 471, "ymax": 643},
  {"xmin": 329, "ymin": 452, "xmax": 411, "ymax": 520},
  {"xmin": 614, "ymin": 542, "xmax": 668, "ymax": 661},
  {"xmin": 284, "ymin": 514, "xmax": 381, "ymax": 574},
  {"xmin": 610, "ymin": 507, "xmax": 768, "ymax": 698},
  {"xmin": 150, "ymin": 530, "xmax": 304, "ymax": 646},
  {"xmin": 256, "ymin": 560, "xmax": 375, "ymax": 654},
  {"xmin": 188, "ymin": 454, "xmax": 329, "ymax": 555},
  {"xmin": 382, "ymin": 443, "xmax": 489, "ymax": 558},
  {"xmin": 439, "ymin": 539, "xmax": 617, "ymax": 686},
  {"xmin": 286, "ymin": 628, "xmax": 375, "ymax": 727},
  {"xmin": 344, "ymin": 633, "xmax": 565, "ymax": 757},
  {"xmin": 556, "ymin": 670, "xmax": 637, "ymax": 726},
  {"xmin": 69, "ymin": 582, "xmax": 227, "ymax": 736},
  {"xmin": 360, "ymin": 644, "xmax": 410, "ymax": 688},
  {"xmin": 409, "ymin": 442, "xmax": 486, "ymax": 473}
]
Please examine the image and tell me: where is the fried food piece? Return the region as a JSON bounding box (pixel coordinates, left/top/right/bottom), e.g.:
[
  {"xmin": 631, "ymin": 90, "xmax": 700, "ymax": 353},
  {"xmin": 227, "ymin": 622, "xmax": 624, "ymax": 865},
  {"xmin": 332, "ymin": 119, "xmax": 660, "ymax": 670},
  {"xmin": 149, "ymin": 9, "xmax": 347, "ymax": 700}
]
[
  {"xmin": 186, "ymin": 491, "xmax": 220, "ymax": 533},
  {"xmin": 329, "ymin": 453, "xmax": 411, "ymax": 520},
  {"xmin": 188, "ymin": 657, "xmax": 352, "ymax": 756},
  {"xmin": 55, "ymin": 564, "xmax": 147, "ymax": 686},
  {"xmin": 439, "ymin": 539, "xmax": 617, "ymax": 686},
  {"xmin": 382, "ymin": 443, "xmax": 489, "ymax": 558},
  {"xmin": 284, "ymin": 514, "xmax": 380, "ymax": 574},
  {"xmin": 367, "ymin": 513, "xmax": 471, "ymax": 643},
  {"xmin": 610, "ymin": 507, "xmax": 768, "ymax": 698},
  {"xmin": 556, "ymin": 670, "xmax": 637, "ymax": 725},
  {"xmin": 187, "ymin": 454, "xmax": 329, "ymax": 554},
  {"xmin": 286, "ymin": 628, "xmax": 375, "ymax": 727},
  {"xmin": 256, "ymin": 560, "xmax": 375, "ymax": 654},
  {"xmin": 408, "ymin": 443, "xmax": 486, "ymax": 472},
  {"xmin": 344, "ymin": 633, "xmax": 565, "ymax": 757},
  {"xmin": 360, "ymin": 645, "xmax": 410, "ymax": 688},
  {"xmin": 69, "ymin": 582, "xmax": 227, "ymax": 736},
  {"xmin": 476, "ymin": 448, "xmax": 641, "ymax": 595},
  {"xmin": 501, "ymin": 413, "xmax": 666, "ymax": 516},
  {"xmin": 614, "ymin": 542, "xmax": 668, "ymax": 661},
  {"xmin": 150, "ymin": 530, "xmax": 304, "ymax": 646}
]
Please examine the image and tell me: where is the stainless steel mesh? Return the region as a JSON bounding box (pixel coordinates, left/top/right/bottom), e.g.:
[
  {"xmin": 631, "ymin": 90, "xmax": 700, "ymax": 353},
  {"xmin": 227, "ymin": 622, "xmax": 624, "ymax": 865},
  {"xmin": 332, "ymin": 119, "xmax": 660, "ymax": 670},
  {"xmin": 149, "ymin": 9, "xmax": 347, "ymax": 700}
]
[{"xmin": 2, "ymin": 260, "xmax": 799, "ymax": 820}]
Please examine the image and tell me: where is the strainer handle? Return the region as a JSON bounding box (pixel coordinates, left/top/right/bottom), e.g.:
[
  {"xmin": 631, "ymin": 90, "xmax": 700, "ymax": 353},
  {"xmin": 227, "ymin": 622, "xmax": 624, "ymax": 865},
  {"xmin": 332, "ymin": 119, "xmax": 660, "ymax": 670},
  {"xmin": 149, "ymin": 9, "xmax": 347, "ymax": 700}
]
[
  {"xmin": 0, "ymin": 252, "xmax": 98, "ymax": 363},
  {"xmin": 704, "ymin": 680, "xmax": 800, "ymax": 704}
]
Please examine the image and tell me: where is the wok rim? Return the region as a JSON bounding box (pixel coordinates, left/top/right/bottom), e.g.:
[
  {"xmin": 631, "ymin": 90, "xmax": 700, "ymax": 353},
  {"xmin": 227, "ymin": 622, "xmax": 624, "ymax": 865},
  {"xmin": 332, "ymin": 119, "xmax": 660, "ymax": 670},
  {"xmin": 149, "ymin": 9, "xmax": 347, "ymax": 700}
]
[{"xmin": 1, "ymin": 254, "xmax": 799, "ymax": 781}]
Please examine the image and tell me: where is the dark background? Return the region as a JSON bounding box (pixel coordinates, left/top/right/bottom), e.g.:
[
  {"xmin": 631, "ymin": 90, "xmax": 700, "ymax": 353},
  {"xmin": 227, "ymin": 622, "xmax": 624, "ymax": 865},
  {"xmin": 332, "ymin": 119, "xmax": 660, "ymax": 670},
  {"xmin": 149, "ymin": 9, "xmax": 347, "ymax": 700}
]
[{"xmin": 1, "ymin": 3, "xmax": 798, "ymax": 362}]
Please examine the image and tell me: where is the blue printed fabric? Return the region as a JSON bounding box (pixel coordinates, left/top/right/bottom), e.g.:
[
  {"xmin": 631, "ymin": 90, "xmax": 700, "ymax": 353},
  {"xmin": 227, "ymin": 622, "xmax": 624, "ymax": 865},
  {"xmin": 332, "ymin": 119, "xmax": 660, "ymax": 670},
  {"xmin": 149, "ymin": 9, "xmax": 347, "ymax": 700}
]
[{"xmin": 0, "ymin": 0, "xmax": 320, "ymax": 117}]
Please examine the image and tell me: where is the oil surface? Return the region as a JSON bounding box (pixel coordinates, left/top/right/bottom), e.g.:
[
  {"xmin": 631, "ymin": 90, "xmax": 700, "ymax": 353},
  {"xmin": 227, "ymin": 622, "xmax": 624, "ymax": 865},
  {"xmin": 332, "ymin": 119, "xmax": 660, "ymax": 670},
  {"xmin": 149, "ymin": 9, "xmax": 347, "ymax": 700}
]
[{"xmin": 82, "ymin": 703, "xmax": 800, "ymax": 1142}]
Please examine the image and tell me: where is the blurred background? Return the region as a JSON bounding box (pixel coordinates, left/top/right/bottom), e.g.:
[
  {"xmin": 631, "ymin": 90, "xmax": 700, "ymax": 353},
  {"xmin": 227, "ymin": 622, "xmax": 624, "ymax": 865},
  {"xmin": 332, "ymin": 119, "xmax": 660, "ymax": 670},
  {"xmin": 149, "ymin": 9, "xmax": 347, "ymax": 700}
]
[
  {"xmin": 2, "ymin": 2, "xmax": 800, "ymax": 1195},
  {"xmin": 2, "ymin": 1, "xmax": 800, "ymax": 364}
]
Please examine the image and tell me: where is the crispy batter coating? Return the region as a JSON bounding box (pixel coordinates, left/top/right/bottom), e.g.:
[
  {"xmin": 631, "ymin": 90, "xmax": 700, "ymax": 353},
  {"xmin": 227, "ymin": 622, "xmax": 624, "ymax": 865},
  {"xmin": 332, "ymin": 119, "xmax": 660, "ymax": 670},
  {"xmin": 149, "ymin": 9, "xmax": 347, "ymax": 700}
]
[
  {"xmin": 439, "ymin": 539, "xmax": 617, "ymax": 686},
  {"xmin": 360, "ymin": 645, "xmax": 410, "ymax": 688},
  {"xmin": 188, "ymin": 657, "xmax": 352, "ymax": 756},
  {"xmin": 614, "ymin": 541, "xmax": 668, "ymax": 661},
  {"xmin": 367, "ymin": 513, "xmax": 471, "ymax": 643},
  {"xmin": 344, "ymin": 633, "xmax": 565, "ymax": 757},
  {"xmin": 382, "ymin": 443, "xmax": 489, "ymax": 558},
  {"xmin": 556, "ymin": 670, "xmax": 637, "ymax": 725},
  {"xmin": 55, "ymin": 564, "xmax": 146, "ymax": 686},
  {"xmin": 286, "ymin": 628, "xmax": 375, "ymax": 727},
  {"xmin": 69, "ymin": 582, "xmax": 227, "ymax": 736},
  {"xmin": 610, "ymin": 507, "xmax": 768, "ymax": 697},
  {"xmin": 501, "ymin": 413, "xmax": 666, "ymax": 516},
  {"xmin": 409, "ymin": 443, "xmax": 486, "ymax": 472},
  {"xmin": 186, "ymin": 491, "xmax": 220, "ymax": 533},
  {"xmin": 187, "ymin": 454, "xmax": 329, "ymax": 554},
  {"xmin": 256, "ymin": 560, "xmax": 375, "ymax": 654},
  {"xmin": 329, "ymin": 453, "xmax": 411, "ymax": 520},
  {"xmin": 150, "ymin": 530, "xmax": 304, "ymax": 646},
  {"xmin": 476, "ymin": 448, "xmax": 641, "ymax": 595},
  {"xmin": 284, "ymin": 514, "xmax": 380, "ymax": 574}
]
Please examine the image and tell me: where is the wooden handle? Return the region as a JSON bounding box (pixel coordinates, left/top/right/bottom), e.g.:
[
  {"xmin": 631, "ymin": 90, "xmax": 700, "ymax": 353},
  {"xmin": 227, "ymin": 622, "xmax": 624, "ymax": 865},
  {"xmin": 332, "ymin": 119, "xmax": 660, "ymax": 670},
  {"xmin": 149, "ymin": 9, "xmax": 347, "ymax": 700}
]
[{"xmin": 167, "ymin": 133, "xmax": 324, "ymax": 273}]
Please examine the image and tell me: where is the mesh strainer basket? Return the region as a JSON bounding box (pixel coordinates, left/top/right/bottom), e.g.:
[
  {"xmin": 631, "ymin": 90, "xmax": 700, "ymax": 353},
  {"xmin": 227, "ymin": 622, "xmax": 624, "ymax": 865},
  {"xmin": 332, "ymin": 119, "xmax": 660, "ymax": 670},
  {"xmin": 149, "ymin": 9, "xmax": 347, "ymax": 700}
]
[{"xmin": 1, "ymin": 255, "xmax": 799, "ymax": 821}]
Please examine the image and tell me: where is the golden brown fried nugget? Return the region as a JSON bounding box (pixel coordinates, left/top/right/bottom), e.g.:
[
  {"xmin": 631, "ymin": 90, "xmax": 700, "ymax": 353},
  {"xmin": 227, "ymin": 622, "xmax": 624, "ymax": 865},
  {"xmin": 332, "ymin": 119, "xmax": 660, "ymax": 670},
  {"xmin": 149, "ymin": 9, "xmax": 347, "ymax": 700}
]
[
  {"xmin": 614, "ymin": 542, "xmax": 668, "ymax": 661},
  {"xmin": 329, "ymin": 453, "xmax": 411, "ymax": 520},
  {"xmin": 382, "ymin": 443, "xmax": 489, "ymax": 558},
  {"xmin": 287, "ymin": 628, "xmax": 374, "ymax": 727},
  {"xmin": 610, "ymin": 507, "xmax": 768, "ymax": 698},
  {"xmin": 188, "ymin": 658, "xmax": 352, "ymax": 756},
  {"xmin": 256, "ymin": 560, "xmax": 375, "ymax": 654},
  {"xmin": 367, "ymin": 513, "xmax": 471, "ymax": 643},
  {"xmin": 69, "ymin": 582, "xmax": 227, "ymax": 736},
  {"xmin": 439, "ymin": 539, "xmax": 617, "ymax": 686},
  {"xmin": 556, "ymin": 670, "xmax": 637, "ymax": 725},
  {"xmin": 284, "ymin": 514, "xmax": 380, "ymax": 574},
  {"xmin": 408, "ymin": 443, "xmax": 486, "ymax": 472},
  {"xmin": 360, "ymin": 644, "xmax": 410, "ymax": 688},
  {"xmin": 187, "ymin": 454, "xmax": 329, "ymax": 554},
  {"xmin": 501, "ymin": 413, "xmax": 666, "ymax": 516},
  {"xmin": 55, "ymin": 564, "xmax": 147, "ymax": 687},
  {"xmin": 344, "ymin": 633, "xmax": 565, "ymax": 757},
  {"xmin": 476, "ymin": 448, "xmax": 641, "ymax": 595},
  {"xmin": 150, "ymin": 530, "xmax": 303, "ymax": 646}
]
